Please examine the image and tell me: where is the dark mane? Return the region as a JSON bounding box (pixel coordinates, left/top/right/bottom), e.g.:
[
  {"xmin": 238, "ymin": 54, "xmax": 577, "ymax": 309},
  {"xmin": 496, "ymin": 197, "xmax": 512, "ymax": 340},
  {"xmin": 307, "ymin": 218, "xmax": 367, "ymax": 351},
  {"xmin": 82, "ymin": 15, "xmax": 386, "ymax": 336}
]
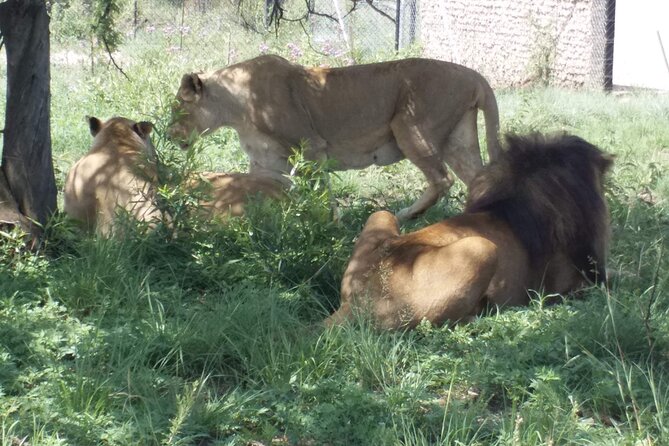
[{"xmin": 465, "ymin": 133, "xmax": 613, "ymax": 283}]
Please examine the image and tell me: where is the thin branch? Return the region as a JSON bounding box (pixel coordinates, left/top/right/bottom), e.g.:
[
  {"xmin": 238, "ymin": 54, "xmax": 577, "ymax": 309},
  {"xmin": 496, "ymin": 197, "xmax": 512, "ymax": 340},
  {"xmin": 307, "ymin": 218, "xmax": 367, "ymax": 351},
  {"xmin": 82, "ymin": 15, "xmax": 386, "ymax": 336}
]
[
  {"xmin": 341, "ymin": 1, "xmax": 359, "ymax": 19},
  {"xmin": 266, "ymin": 0, "xmax": 284, "ymax": 31},
  {"xmin": 298, "ymin": 19, "xmax": 329, "ymax": 57},
  {"xmin": 298, "ymin": 0, "xmax": 359, "ymax": 24},
  {"xmin": 101, "ymin": 35, "xmax": 130, "ymax": 81},
  {"xmin": 303, "ymin": 8, "xmax": 337, "ymax": 23},
  {"xmin": 363, "ymin": 0, "xmax": 395, "ymax": 23}
]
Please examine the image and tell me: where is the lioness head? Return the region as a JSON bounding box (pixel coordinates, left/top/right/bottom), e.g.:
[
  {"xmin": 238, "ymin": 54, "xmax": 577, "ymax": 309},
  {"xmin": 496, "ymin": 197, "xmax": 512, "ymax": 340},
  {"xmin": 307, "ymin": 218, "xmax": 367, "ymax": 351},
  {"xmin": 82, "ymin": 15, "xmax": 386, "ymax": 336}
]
[
  {"xmin": 168, "ymin": 73, "xmax": 216, "ymax": 149},
  {"xmin": 89, "ymin": 116, "xmax": 156, "ymax": 161},
  {"xmin": 64, "ymin": 116, "xmax": 160, "ymax": 234}
]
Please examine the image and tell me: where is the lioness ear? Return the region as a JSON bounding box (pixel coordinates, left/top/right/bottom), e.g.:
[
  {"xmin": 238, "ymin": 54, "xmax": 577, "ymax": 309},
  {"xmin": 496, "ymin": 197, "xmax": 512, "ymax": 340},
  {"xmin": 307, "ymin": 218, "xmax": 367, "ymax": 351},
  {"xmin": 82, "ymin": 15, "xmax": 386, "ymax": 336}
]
[
  {"xmin": 88, "ymin": 116, "xmax": 103, "ymax": 137},
  {"xmin": 133, "ymin": 121, "xmax": 154, "ymax": 139},
  {"xmin": 179, "ymin": 73, "xmax": 203, "ymax": 102}
]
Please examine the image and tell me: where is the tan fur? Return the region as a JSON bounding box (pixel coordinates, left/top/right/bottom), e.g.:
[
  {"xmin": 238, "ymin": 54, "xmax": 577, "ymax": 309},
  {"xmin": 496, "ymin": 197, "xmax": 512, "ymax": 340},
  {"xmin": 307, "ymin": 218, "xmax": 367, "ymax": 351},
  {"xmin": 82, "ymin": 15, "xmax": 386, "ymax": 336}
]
[
  {"xmin": 64, "ymin": 117, "xmax": 283, "ymax": 235},
  {"xmin": 193, "ymin": 172, "xmax": 284, "ymax": 220},
  {"xmin": 168, "ymin": 54, "xmax": 500, "ymax": 220},
  {"xmin": 326, "ymin": 133, "xmax": 613, "ymax": 330},
  {"xmin": 64, "ymin": 116, "xmax": 161, "ymax": 235}
]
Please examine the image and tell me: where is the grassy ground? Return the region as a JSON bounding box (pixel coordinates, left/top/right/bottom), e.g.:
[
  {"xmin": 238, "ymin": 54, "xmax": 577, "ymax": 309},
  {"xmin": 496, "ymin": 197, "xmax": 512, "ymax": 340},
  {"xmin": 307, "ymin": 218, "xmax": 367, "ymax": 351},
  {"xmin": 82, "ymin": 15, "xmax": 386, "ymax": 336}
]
[{"xmin": 1, "ymin": 2, "xmax": 669, "ymax": 445}]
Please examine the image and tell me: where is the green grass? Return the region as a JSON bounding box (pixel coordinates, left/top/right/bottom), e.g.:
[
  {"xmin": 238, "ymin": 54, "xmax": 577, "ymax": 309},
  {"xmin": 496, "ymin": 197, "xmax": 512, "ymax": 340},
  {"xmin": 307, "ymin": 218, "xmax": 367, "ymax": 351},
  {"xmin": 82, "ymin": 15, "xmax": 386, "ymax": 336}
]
[{"xmin": 1, "ymin": 1, "xmax": 669, "ymax": 444}]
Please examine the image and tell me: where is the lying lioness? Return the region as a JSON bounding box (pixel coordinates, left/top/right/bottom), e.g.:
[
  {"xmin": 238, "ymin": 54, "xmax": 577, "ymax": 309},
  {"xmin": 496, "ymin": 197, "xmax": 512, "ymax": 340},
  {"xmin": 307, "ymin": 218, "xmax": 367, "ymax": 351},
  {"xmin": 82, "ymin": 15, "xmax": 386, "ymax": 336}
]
[
  {"xmin": 168, "ymin": 54, "xmax": 500, "ymax": 219},
  {"xmin": 64, "ymin": 116, "xmax": 282, "ymax": 235},
  {"xmin": 64, "ymin": 116, "xmax": 161, "ymax": 235},
  {"xmin": 326, "ymin": 133, "xmax": 613, "ymax": 329},
  {"xmin": 193, "ymin": 171, "xmax": 283, "ymax": 220}
]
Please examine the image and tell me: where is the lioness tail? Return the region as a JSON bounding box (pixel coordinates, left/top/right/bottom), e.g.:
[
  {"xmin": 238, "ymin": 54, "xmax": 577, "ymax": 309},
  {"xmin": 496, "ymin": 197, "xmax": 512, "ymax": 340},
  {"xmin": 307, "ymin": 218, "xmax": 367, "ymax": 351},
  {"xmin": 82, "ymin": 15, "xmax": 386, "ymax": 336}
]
[{"xmin": 477, "ymin": 77, "xmax": 501, "ymax": 161}]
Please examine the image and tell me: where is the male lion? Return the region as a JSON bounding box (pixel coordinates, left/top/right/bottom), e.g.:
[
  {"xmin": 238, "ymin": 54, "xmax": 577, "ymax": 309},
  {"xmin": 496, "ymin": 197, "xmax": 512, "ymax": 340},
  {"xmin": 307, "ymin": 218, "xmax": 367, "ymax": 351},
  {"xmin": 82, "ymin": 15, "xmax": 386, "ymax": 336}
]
[
  {"xmin": 168, "ymin": 54, "xmax": 500, "ymax": 219},
  {"xmin": 64, "ymin": 116, "xmax": 283, "ymax": 235},
  {"xmin": 326, "ymin": 133, "xmax": 613, "ymax": 329}
]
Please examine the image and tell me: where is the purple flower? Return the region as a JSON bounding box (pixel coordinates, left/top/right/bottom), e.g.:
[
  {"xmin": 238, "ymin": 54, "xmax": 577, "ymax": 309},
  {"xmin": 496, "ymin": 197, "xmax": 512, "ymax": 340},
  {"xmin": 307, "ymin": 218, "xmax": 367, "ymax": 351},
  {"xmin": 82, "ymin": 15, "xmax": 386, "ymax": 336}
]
[
  {"xmin": 286, "ymin": 42, "xmax": 302, "ymax": 61},
  {"xmin": 228, "ymin": 48, "xmax": 238, "ymax": 63}
]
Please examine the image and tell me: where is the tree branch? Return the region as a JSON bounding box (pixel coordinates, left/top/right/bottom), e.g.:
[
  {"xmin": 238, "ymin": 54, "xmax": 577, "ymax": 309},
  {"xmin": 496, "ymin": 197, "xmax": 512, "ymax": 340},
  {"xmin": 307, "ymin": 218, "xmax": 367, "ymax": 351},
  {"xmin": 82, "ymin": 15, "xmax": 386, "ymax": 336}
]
[
  {"xmin": 102, "ymin": 35, "xmax": 130, "ymax": 80},
  {"xmin": 297, "ymin": 0, "xmax": 359, "ymax": 24},
  {"xmin": 362, "ymin": 0, "xmax": 395, "ymax": 23},
  {"xmin": 266, "ymin": 0, "xmax": 284, "ymax": 30}
]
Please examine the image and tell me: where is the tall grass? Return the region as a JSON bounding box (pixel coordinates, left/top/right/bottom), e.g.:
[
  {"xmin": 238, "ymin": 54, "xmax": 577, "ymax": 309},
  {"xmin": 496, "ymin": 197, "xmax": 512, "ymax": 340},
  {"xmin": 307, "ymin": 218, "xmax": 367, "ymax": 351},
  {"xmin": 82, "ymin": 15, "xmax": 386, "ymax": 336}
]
[{"xmin": 1, "ymin": 1, "xmax": 668, "ymax": 444}]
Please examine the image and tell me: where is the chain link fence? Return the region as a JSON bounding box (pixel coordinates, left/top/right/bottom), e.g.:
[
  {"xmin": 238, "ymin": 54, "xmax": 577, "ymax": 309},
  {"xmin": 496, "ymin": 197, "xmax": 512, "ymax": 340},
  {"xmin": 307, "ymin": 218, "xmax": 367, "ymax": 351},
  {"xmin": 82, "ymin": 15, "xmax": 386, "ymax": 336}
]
[
  {"xmin": 590, "ymin": 0, "xmax": 616, "ymax": 90},
  {"xmin": 303, "ymin": 0, "xmax": 418, "ymax": 56},
  {"xmin": 50, "ymin": 0, "xmax": 619, "ymax": 88},
  {"xmin": 116, "ymin": 0, "xmax": 420, "ymax": 61},
  {"xmin": 419, "ymin": 0, "xmax": 616, "ymax": 89}
]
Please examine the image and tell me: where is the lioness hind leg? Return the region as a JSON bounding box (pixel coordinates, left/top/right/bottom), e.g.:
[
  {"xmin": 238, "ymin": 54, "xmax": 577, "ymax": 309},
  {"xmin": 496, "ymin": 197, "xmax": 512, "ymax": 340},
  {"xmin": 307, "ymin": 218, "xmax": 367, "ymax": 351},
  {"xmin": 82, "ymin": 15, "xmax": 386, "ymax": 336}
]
[
  {"xmin": 390, "ymin": 119, "xmax": 454, "ymax": 220},
  {"xmin": 442, "ymin": 108, "xmax": 484, "ymax": 186}
]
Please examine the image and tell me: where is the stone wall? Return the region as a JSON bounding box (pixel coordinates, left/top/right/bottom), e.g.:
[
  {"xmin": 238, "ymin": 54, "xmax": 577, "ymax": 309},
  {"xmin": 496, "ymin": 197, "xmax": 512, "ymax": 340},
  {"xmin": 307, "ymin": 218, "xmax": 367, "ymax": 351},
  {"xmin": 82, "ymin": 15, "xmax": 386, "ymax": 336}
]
[{"xmin": 419, "ymin": 0, "xmax": 610, "ymax": 88}]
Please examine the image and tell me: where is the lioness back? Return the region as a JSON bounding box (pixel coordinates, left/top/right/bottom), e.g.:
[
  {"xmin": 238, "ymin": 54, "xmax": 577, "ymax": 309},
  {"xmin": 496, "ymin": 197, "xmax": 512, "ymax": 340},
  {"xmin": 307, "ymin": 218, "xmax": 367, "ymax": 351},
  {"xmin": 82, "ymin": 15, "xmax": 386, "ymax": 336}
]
[{"xmin": 63, "ymin": 116, "xmax": 159, "ymax": 235}]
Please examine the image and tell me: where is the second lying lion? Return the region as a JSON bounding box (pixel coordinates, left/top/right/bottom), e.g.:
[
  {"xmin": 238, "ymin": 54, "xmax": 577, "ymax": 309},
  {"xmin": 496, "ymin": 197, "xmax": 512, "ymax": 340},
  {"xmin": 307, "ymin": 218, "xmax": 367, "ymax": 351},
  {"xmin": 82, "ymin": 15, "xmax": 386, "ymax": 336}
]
[
  {"xmin": 326, "ymin": 133, "xmax": 613, "ymax": 330},
  {"xmin": 64, "ymin": 116, "xmax": 282, "ymax": 235}
]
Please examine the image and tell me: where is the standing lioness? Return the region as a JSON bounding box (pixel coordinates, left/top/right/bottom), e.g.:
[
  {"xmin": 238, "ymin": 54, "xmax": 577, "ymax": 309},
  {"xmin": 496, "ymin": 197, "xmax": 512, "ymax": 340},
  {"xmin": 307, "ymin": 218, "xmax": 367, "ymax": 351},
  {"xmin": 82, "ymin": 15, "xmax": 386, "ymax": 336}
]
[{"xmin": 168, "ymin": 55, "xmax": 500, "ymax": 219}]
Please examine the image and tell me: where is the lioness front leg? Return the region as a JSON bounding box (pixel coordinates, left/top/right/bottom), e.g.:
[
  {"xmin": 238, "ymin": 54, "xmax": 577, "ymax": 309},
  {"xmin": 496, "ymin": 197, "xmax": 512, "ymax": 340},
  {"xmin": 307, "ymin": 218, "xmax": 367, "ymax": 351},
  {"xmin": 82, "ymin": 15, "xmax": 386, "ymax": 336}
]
[
  {"xmin": 391, "ymin": 119, "xmax": 454, "ymax": 220},
  {"xmin": 395, "ymin": 178, "xmax": 453, "ymax": 221},
  {"xmin": 240, "ymin": 133, "xmax": 292, "ymax": 185}
]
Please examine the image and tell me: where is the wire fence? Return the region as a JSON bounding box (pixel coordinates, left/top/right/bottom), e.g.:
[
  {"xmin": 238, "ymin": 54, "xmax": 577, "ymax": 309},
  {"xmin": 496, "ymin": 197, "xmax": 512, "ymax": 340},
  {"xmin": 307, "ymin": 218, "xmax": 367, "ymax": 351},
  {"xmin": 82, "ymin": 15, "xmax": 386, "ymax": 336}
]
[
  {"xmin": 590, "ymin": 0, "xmax": 616, "ymax": 90},
  {"xmin": 49, "ymin": 0, "xmax": 621, "ymax": 89},
  {"xmin": 418, "ymin": 0, "xmax": 616, "ymax": 89},
  {"xmin": 121, "ymin": 0, "xmax": 420, "ymax": 60},
  {"xmin": 304, "ymin": 0, "xmax": 418, "ymax": 55}
]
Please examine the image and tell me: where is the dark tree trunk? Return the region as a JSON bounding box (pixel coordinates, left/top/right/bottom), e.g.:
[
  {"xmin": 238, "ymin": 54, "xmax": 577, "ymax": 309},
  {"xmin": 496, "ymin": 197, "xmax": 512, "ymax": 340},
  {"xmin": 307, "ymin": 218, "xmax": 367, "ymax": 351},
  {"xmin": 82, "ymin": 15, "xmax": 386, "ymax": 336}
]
[
  {"xmin": 0, "ymin": 170, "xmax": 30, "ymax": 229},
  {"xmin": 0, "ymin": 0, "xmax": 57, "ymax": 232}
]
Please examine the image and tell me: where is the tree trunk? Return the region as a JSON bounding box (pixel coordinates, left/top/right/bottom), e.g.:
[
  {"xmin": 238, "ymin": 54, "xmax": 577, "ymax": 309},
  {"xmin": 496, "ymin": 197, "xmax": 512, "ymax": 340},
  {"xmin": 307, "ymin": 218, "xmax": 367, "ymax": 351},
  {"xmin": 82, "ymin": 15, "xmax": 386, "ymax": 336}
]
[
  {"xmin": 0, "ymin": 170, "xmax": 31, "ymax": 230},
  {"xmin": 0, "ymin": 0, "xmax": 57, "ymax": 231}
]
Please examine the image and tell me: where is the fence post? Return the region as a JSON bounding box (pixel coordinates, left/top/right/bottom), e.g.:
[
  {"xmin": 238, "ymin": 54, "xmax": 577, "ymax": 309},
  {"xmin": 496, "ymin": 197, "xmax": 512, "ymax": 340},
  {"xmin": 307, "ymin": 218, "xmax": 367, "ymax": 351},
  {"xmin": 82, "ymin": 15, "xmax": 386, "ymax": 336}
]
[
  {"xmin": 604, "ymin": 0, "xmax": 616, "ymax": 91},
  {"xmin": 133, "ymin": 0, "xmax": 138, "ymax": 38},
  {"xmin": 395, "ymin": 0, "xmax": 401, "ymax": 51}
]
